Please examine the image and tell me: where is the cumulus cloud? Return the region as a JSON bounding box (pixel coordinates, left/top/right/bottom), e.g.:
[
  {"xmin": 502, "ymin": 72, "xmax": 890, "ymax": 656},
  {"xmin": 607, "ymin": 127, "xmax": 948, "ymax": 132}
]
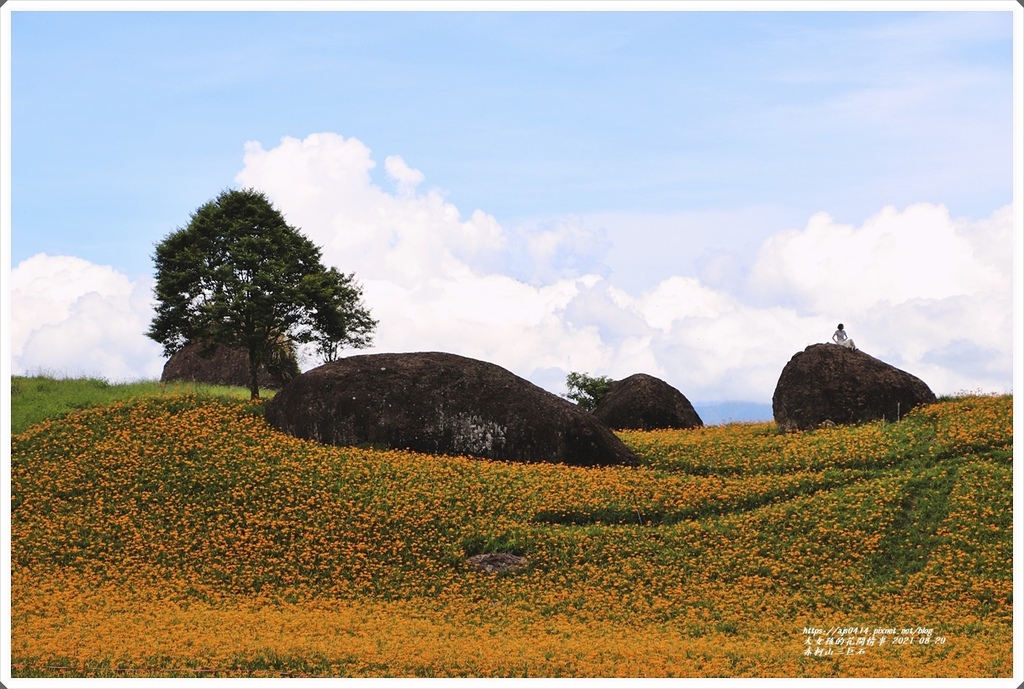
[
  {"xmin": 236, "ymin": 134, "xmax": 509, "ymax": 287},
  {"xmin": 748, "ymin": 203, "xmax": 1008, "ymax": 313},
  {"xmin": 384, "ymin": 155, "xmax": 425, "ymax": 196},
  {"xmin": 746, "ymin": 203, "xmax": 1014, "ymax": 394},
  {"xmin": 9, "ymin": 132, "xmax": 1013, "ymax": 410},
  {"xmin": 234, "ymin": 133, "xmax": 1013, "ymax": 401},
  {"xmin": 10, "ymin": 254, "xmax": 163, "ymax": 381},
  {"xmin": 232, "ymin": 133, "xmax": 1013, "ymax": 403},
  {"xmin": 234, "ymin": 132, "xmax": 627, "ymax": 376},
  {"xmin": 235, "ymin": 133, "xmax": 612, "ymax": 287},
  {"xmin": 509, "ymin": 218, "xmax": 613, "ymax": 286}
]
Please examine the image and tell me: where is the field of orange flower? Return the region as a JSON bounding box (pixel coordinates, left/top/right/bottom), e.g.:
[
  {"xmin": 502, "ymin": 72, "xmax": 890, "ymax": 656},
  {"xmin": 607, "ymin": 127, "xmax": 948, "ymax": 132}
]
[{"xmin": 8, "ymin": 388, "xmax": 1015, "ymax": 678}]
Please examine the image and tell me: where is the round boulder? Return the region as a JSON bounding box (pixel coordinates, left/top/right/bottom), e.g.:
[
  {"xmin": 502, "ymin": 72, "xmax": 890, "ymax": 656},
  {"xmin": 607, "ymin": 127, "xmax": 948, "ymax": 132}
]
[
  {"xmin": 772, "ymin": 344, "xmax": 937, "ymax": 432},
  {"xmin": 264, "ymin": 351, "xmax": 639, "ymax": 467},
  {"xmin": 466, "ymin": 553, "xmax": 528, "ymax": 574},
  {"xmin": 593, "ymin": 373, "xmax": 703, "ymax": 430},
  {"xmin": 161, "ymin": 341, "xmax": 299, "ymax": 389}
]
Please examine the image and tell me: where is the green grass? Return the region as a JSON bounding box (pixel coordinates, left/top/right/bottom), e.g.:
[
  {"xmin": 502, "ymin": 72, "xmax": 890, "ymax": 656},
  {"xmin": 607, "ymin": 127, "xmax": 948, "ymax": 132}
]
[{"xmin": 10, "ymin": 375, "xmax": 269, "ymax": 435}]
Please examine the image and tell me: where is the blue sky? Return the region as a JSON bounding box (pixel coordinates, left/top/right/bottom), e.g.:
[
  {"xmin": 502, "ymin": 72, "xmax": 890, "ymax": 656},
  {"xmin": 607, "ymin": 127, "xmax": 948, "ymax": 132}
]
[{"xmin": 4, "ymin": 1, "xmax": 1021, "ymax": 420}]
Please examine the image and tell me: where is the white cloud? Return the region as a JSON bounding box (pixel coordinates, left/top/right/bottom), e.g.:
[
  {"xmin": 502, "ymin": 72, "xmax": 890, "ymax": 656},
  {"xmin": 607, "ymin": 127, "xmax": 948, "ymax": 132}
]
[
  {"xmin": 384, "ymin": 155, "xmax": 425, "ymax": 196},
  {"xmin": 511, "ymin": 218, "xmax": 613, "ymax": 286},
  {"xmin": 746, "ymin": 203, "xmax": 1014, "ymax": 395},
  {"xmin": 9, "ymin": 133, "xmax": 1013, "ymax": 410},
  {"xmin": 236, "ymin": 133, "xmax": 612, "ymax": 288},
  {"xmin": 236, "ymin": 134, "xmax": 509, "ymax": 287},
  {"xmin": 235, "ymin": 134, "xmax": 1013, "ymax": 402},
  {"xmin": 10, "ymin": 254, "xmax": 163, "ymax": 381},
  {"xmin": 748, "ymin": 203, "xmax": 1008, "ymax": 313},
  {"xmin": 234, "ymin": 132, "xmax": 626, "ymax": 380},
  {"xmin": 576, "ymin": 206, "xmax": 799, "ymax": 295},
  {"xmin": 355, "ymin": 274, "xmax": 608, "ymax": 379}
]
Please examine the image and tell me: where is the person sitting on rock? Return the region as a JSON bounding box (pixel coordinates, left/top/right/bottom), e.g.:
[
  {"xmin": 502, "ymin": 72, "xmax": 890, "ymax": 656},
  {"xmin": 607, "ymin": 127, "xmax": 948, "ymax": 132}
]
[{"xmin": 832, "ymin": 323, "xmax": 857, "ymax": 350}]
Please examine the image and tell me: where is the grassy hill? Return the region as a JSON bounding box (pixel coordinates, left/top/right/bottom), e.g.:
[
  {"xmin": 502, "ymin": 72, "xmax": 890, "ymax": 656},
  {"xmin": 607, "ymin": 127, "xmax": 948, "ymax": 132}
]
[
  {"xmin": 8, "ymin": 377, "xmax": 1014, "ymax": 678},
  {"xmin": 10, "ymin": 375, "xmax": 268, "ymax": 436}
]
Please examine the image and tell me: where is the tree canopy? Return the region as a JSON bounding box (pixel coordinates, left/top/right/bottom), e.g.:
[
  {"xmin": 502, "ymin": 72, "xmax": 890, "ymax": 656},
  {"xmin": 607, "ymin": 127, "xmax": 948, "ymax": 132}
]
[
  {"xmin": 147, "ymin": 188, "xmax": 376, "ymax": 399},
  {"xmin": 564, "ymin": 371, "xmax": 614, "ymax": 411}
]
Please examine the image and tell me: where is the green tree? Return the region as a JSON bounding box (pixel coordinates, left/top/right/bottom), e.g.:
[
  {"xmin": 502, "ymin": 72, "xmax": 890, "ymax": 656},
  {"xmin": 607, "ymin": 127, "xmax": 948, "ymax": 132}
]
[
  {"xmin": 307, "ymin": 266, "xmax": 378, "ymax": 363},
  {"xmin": 564, "ymin": 371, "xmax": 614, "ymax": 411},
  {"xmin": 147, "ymin": 188, "xmax": 377, "ymax": 399}
]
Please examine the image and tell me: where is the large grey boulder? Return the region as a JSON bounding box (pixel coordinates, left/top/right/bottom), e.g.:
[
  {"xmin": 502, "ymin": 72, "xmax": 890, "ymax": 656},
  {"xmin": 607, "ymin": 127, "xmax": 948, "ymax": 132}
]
[
  {"xmin": 593, "ymin": 373, "xmax": 703, "ymax": 430},
  {"xmin": 772, "ymin": 344, "xmax": 936, "ymax": 432},
  {"xmin": 264, "ymin": 351, "xmax": 639, "ymax": 467},
  {"xmin": 160, "ymin": 341, "xmax": 298, "ymax": 389}
]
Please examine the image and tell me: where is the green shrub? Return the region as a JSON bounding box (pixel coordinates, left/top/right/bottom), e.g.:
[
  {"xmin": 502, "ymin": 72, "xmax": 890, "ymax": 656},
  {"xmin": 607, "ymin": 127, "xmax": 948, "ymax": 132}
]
[{"xmin": 564, "ymin": 371, "xmax": 614, "ymax": 411}]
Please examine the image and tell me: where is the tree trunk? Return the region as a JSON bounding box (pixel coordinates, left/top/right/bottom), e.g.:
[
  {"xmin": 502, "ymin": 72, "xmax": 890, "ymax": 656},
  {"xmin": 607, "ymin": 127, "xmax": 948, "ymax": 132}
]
[{"xmin": 247, "ymin": 346, "xmax": 261, "ymax": 400}]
